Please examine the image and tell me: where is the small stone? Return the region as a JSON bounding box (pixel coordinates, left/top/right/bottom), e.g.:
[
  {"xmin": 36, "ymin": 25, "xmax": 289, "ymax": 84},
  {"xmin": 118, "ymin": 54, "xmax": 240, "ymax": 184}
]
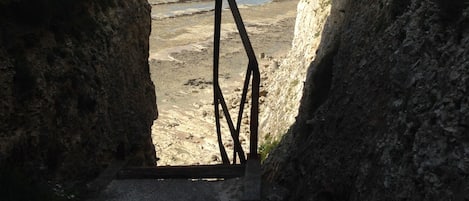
[
  {"xmin": 193, "ymin": 102, "xmax": 201, "ymax": 108},
  {"xmin": 211, "ymin": 155, "xmax": 219, "ymax": 161},
  {"xmin": 167, "ymin": 122, "xmax": 180, "ymax": 128},
  {"xmin": 269, "ymin": 61, "xmax": 279, "ymax": 69}
]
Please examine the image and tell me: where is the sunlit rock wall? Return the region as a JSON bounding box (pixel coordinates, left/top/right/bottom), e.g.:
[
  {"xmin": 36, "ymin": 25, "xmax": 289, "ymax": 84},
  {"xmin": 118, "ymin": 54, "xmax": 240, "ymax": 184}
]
[{"xmin": 260, "ymin": 0, "xmax": 332, "ymax": 144}]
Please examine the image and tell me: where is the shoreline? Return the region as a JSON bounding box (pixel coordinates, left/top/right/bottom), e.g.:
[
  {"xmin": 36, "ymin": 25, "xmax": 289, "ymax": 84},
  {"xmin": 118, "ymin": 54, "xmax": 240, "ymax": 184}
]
[
  {"xmin": 150, "ymin": 0, "xmax": 272, "ymax": 20},
  {"xmin": 149, "ymin": 0, "xmax": 298, "ymax": 165}
]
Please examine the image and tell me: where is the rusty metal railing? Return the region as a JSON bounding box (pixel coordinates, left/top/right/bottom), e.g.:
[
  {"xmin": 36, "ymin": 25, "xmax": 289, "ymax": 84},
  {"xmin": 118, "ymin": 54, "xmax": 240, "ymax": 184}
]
[{"xmin": 213, "ymin": 0, "xmax": 260, "ymax": 165}]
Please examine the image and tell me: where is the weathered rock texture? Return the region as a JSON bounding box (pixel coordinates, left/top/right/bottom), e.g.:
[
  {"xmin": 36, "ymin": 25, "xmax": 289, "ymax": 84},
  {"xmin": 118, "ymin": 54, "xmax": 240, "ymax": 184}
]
[
  {"xmin": 260, "ymin": 0, "xmax": 332, "ymax": 142},
  {"xmin": 0, "ymin": 0, "xmax": 156, "ymax": 185},
  {"xmin": 265, "ymin": 0, "xmax": 469, "ymax": 200}
]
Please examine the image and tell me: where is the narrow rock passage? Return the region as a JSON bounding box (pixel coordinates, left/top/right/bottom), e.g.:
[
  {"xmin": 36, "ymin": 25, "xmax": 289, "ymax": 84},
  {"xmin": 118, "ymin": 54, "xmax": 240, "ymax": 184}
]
[{"xmin": 89, "ymin": 1, "xmax": 297, "ymax": 200}]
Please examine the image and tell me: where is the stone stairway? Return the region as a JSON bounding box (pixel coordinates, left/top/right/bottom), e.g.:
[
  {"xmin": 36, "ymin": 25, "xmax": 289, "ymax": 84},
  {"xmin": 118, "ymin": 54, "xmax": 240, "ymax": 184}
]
[
  {"xmin": 86, "ymin": 160, "xmax": 265, "ymax": 201},
  {"xmin": 91, "ymin": 178, "xmax": 243, "ymax": 201}
]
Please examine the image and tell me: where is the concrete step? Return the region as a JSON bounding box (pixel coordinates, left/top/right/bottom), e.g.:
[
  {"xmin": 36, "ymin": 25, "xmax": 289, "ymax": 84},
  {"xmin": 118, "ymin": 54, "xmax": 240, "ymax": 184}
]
[{"xmin": 89, "ymin": 178, "xmax": 244, "ymax": 201}]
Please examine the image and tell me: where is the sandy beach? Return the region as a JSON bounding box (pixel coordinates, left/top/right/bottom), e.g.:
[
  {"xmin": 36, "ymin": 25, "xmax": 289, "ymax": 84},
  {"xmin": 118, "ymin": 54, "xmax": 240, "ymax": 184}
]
[{"xmin": 148, "ymin": 0, "xmax": 298, "ymax": 165}]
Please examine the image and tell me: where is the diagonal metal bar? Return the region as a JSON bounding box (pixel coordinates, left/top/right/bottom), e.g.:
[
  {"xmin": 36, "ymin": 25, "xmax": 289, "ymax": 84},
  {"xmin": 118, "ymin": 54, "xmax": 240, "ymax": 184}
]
[
  {"xmin": 226, "ymin": 0, "xmax": 260, "ymax": 158},
  {"xmin": 213, "ymin": 0, "xmax": 229, "ymax": 164},
  {"xmin": 216, "ymin": 85, "xmax": 247, "ymax": 163},
  {"xmin": 226, "ymin": 0, "xmax": 257, "ymax": 62},
  {"xmin": 233, "ymin": 68, "xmax": 251, "ymax": 163}
]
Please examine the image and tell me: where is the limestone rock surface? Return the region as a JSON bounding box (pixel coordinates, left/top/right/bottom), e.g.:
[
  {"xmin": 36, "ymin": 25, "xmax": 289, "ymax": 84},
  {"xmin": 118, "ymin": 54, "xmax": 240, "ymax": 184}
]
[
  {"xmin": 259, "ymin": 0, "xmax": 332, "ymax": 142},
  {"xmin": 265, "ymin": 0, "xmax": 469, "ymax": 200},
  {"xmin": 0, "ymin": 0, "xmax": 157, "ymax": 188}
]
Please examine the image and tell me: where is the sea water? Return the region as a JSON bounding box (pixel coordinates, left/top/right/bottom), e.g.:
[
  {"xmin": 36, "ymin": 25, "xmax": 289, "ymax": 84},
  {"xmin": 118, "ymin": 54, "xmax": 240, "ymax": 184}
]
[{"xmin": 150, "ymin": 0, "xmax": 272, "ymax": 19}]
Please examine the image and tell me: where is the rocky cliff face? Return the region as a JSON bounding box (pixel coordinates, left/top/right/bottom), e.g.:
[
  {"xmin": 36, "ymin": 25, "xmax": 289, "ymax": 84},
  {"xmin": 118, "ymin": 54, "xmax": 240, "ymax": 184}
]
[
  {"xmin": 265, "ymin": 0, "xmax": 469, "ymax": 200},
  {"xmin": 0, "ymin": 0, "xmax": 156, "ymax": 188},
  {"xmin": 260, "ymin": 0, "xmax": 332, "ymax": 144}
]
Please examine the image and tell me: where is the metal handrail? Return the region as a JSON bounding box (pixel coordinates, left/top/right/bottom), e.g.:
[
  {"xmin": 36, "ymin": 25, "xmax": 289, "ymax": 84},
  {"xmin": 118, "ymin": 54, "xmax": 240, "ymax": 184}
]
[{"xmin": 213, "ymin": 0, "xmax": 260, "ymax": 165}]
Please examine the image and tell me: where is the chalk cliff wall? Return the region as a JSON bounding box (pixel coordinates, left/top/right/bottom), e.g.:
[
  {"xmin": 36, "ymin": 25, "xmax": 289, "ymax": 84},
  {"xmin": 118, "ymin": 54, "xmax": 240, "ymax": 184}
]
[
  {"xmin": 0, "ymin": 0, "xmax": 157, "ymax": 187},
  {"xmin": 260, "ymin": 0, "xmax": 332, "ymax": 143},
  {"xmin": 265, "ymin": 0, "xmax": 469, "ymax": 200}
]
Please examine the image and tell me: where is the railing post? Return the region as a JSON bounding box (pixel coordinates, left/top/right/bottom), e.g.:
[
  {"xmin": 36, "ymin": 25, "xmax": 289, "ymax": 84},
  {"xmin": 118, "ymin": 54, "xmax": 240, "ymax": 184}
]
[{"xmin": 213, "ymin": 0, "xmax": 229, "ymax": 164}]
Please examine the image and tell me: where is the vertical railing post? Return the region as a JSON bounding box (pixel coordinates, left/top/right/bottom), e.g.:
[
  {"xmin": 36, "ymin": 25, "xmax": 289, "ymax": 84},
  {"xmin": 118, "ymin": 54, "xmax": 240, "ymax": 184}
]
[{"xmin": 213, "ymin": 0, "xmax": 229, "ymax": 164}]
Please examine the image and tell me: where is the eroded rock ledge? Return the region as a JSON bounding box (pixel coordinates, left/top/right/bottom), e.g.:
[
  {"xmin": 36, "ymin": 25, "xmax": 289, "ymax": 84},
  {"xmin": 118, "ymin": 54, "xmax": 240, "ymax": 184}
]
[{"xmin": 0, "ymin": 0, "xmax": 157, "ymax": 190}]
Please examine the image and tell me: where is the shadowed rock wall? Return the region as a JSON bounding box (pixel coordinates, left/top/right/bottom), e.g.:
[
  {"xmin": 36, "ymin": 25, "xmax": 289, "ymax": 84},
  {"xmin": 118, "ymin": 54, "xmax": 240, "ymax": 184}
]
[
  {"xmin": 265, "ymin": 0, "xmax": 469, "ymax": 200},
  {"xmin": 0, "ymin": 0, "xmax": 157, "ymax": 185}
]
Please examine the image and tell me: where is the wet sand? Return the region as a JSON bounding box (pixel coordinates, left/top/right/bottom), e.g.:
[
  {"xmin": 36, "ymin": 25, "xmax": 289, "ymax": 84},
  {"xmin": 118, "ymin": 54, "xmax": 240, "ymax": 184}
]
[{"xmin": 149, "ymin": 0, "xmax": 298, "ymax": 165}]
